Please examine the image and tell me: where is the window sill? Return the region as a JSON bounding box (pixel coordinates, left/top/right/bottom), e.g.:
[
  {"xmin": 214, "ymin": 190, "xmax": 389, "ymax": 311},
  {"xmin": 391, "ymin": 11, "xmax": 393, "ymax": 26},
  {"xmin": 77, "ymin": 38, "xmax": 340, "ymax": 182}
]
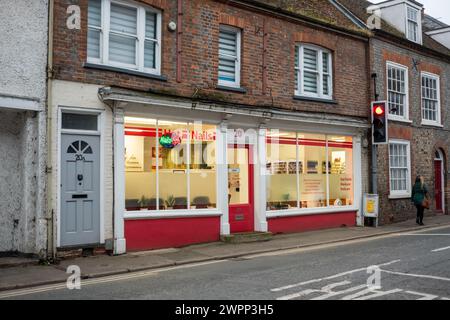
[
  {"xmin": 293, "ymin": 95, "xmax": 338, "ymax": 105},
  {"xmin": 124, "ymin": 209, "xmax": 222, "ymax": 220},
  {"xmin": 83, "ymin": 62, "xmax": 167, "ymax": 81},
  {"xmin": 216, "ymin": 85, "xmax": 247, "ymax": 94},
  {"xmin": 388, "ymin": 194, "xmax": 412, "ymax": 200},
  {"xmin": 388, "ymin": 117, "xmax": 413, "ymax": 124},
  {"xmin": 421, "ymin": 121, "xmax": 443, "ymax": 128},
  {"xmin": 266, "ymin": 206, "xmax": 358, "ymax": 218}
]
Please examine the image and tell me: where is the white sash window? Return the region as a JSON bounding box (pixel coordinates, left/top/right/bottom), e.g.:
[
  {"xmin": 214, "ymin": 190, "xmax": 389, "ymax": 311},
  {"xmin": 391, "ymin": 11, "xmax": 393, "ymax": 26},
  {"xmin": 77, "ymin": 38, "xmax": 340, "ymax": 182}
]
[{"xmin": 87, "ymin": 0, "xmax": 161, "ymax": 75}]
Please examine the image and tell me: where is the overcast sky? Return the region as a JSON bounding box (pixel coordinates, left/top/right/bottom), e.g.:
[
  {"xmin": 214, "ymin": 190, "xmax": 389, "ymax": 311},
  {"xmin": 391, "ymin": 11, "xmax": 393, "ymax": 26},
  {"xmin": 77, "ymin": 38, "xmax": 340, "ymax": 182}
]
[{"xmin": 370, "ymin": 0, "xmax": 450, "ymax": 25}]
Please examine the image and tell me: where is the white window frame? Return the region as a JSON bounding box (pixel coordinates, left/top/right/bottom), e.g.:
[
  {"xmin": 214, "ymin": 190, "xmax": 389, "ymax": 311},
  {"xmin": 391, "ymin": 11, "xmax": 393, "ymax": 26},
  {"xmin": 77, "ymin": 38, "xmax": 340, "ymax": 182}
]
[
  {"xmin": 388, "ymin": 139, "xmax": 412, "ymax": 198},
  {"xmin": 295, "ymin": 44, "xmax": 333, "ymax": 100},
  {"xmin": 406, "ymin": 5, "xmax": 422, "ymax": 44},
  {"xmin": 87, "ymin": 0, "xmax": 162, "ymax": 75},
  {"xmin": 421, "ymin": 72, "xmax": 441, "ymax": 127},
  {"xmin": 218, "ymin": 25, "xmax": 242, "ymax": 88},
  {"xmin": 386, "ymin": 61, "xmax": 410, "ymax": 122}
]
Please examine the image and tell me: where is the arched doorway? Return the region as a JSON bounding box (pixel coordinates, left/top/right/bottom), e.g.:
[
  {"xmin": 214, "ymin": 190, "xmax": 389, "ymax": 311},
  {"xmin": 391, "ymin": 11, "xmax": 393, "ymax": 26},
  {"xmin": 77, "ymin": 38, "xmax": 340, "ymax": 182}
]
[{"xmin": 434, "ymin": 150, "xmax": 445, "ymax": 213}]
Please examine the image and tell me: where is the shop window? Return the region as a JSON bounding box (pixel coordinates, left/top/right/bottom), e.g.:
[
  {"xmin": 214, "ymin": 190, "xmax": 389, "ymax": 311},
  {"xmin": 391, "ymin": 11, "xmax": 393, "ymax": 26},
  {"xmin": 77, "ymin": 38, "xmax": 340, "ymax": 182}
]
[
  {"xmin": 299, "ymin": 133, "xmax": 328, "ymax": 208},
  {"xmin": 328, "ymin": 136, "xmax": 354, "ymax": 207},
  {"xmin": 266, "ymin": 131, "xmax": 353, "ymax": 211},
  {"xmin": 124, "ymin": 117, "xmax": 217, "ymax": 212},
  {"xmin": 266, "ymin": 131, "xmax": 298, "ymax": 210},
  {"xmin": 87, "ymin": 0, "xmax": 161, "ymax": 75}
]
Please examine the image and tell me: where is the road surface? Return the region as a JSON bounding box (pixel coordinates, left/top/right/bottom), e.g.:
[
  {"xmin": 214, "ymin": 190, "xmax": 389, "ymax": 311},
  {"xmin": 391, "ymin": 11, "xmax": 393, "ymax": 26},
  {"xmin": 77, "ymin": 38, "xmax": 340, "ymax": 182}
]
[{"xmin": 2, "ymin": 226, "xmax": 450, "ymax": 300}]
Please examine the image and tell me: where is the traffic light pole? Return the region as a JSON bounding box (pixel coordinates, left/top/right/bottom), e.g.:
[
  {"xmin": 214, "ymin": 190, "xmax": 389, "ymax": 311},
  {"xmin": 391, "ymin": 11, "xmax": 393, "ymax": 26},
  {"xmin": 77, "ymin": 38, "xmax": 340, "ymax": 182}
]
[
  {"xmin": 371, "ymin": 73, "xmax": 378, "ymax": 195},
  {"xmin": 371, "ymin": 145, "xmax": 378, "ymax": 195}
]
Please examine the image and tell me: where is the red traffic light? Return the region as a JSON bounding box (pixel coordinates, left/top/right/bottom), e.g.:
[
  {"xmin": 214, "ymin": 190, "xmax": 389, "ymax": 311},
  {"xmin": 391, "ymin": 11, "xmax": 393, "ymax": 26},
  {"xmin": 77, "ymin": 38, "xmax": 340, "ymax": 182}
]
[{"xmin": 374, "ymin": 105, "xmax": 385, "ymax": 116}]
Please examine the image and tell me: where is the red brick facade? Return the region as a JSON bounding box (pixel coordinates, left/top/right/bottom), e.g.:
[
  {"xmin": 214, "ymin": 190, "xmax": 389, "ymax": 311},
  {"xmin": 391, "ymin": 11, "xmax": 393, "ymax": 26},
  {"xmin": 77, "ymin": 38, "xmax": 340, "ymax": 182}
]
[{"xmin": 52, "ymin": 0, "xmax": 370, "ymax": 119}]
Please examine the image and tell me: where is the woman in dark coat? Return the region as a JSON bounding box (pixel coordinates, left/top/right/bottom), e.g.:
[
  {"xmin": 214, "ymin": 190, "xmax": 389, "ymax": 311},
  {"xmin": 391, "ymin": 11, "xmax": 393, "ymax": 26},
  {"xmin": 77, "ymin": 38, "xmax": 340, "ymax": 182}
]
[{"xmin": 411, "ymin": 175, "xmax": 429, "ymax": 226}]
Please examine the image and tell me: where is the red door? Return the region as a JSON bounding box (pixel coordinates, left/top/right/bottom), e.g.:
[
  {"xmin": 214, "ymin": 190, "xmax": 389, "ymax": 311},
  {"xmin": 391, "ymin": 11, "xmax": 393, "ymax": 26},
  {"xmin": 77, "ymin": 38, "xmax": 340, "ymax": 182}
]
[
  {"xmin": 228, "ymin": 145, "xmax": 254, "ymax": 233},
  {"xmin": 435, "ymin": 160, "xmax": 444, "ymax": 212}
]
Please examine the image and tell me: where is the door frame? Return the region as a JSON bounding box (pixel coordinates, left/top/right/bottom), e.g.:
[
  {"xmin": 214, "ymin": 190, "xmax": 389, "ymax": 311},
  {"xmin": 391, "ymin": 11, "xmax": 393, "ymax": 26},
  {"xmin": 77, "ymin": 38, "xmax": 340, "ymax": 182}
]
[
  {"xmin": 227, "ymin": 144, "xmax": 255, "ymax": 233},
  {"xmin": 57, "ymin": 106, "xmax": 105, "ymax": 248},
  {"xmin": 435, "ymin": 149, "xmax": 445, "ymax": 213}
]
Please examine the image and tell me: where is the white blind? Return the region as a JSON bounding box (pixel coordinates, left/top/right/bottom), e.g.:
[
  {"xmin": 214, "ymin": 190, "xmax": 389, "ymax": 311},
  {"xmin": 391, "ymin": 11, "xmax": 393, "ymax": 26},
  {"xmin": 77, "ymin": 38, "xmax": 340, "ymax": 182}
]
[
  {"xmin": 110, "ymin": 3, "xmax": 137, "ymax": 34},
  {"xmin": 303, "ymin": 48, "xmax": 318, "ymax": 93},
  {"xmin": 109, "ymin": 3, "xmax": 137, "ymax": 65},
  {"xmin": 219, "ymin": 30, "xmax": 238, "ymax": 83},
  {"xmin": 88, "ymin": 0, "xmax": 102, "ymax": 59},
  {"xmin": 144, "ymin": 12, "xmax": 157, "ymax": 69}
]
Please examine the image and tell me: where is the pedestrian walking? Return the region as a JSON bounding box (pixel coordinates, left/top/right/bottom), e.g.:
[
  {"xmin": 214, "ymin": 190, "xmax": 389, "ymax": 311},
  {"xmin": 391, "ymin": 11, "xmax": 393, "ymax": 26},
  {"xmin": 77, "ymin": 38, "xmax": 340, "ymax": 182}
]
[{"xmin": 412, "ymin": 175, "xmax": 430, "ymax": 226}]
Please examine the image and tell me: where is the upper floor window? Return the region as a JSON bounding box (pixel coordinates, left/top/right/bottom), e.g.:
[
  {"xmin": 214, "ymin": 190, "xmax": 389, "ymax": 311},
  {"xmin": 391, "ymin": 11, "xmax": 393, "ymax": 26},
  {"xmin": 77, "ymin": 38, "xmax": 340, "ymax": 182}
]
[
  {"xmin": 406, "ymin": 6, "xmax": 420, "ymax": 43},
  {"xmin": 218, "ymin": 25, "xmax": 241, "ymax": 88},
  {"xmin": 295, "ymin": 44, "xmax": 332, "ymax": 100},
  {"xmin": 87, "ymin": 0, "xmax": 162, "ymax": 75},
  {"xmin": 421, "ymin": 72, "xmax": 441, "ymax": 126},
  {"xmin": 387, "ymin": 62, "xmax": 409, "ymax": 121}
]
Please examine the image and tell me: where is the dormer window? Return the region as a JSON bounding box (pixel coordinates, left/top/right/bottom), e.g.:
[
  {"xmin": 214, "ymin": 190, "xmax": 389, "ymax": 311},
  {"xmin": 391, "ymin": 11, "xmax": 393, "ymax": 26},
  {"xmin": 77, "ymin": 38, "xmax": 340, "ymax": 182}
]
[{"xmin": 406, "ymin": 6, "xmax": 419, "ymax": 43}]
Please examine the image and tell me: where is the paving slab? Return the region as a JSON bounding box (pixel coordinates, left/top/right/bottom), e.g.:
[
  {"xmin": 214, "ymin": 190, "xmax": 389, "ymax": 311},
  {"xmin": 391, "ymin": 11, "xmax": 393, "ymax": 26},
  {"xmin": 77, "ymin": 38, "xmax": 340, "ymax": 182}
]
[
  {"xmin": 0, "ymin": 266, "xmax": 68, "ymax": 291},
  {"xmin": 0, "ymin": 257, "xmax": 39, "ymax": 269},
  {"xmin": 57, "ymin": 254, "xmax": 175, "ymax": 277}
]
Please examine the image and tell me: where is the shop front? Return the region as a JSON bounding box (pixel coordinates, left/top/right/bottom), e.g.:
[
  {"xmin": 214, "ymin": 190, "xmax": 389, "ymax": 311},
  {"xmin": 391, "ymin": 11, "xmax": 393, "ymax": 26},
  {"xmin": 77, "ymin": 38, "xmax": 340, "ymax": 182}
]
[{"xmin": 101, "ymin": 88, "xmax": 367, "ymax": 252}]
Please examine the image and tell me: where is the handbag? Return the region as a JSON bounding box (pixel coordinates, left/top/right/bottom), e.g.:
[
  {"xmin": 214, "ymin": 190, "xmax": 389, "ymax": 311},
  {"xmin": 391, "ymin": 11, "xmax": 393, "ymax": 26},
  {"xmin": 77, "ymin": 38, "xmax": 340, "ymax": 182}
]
[{"xmin": 422, "ymin": 198, "xmax": 430, "ymax": 209}]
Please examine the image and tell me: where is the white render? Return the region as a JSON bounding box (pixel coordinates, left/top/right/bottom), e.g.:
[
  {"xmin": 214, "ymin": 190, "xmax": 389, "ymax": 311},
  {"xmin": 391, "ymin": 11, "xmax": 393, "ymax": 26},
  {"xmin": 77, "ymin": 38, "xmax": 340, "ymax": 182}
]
[
  {"xmin": 49, "ymin": 80, "xmax": 114, "ymax": 250},
  {"xmin": 0, "ymin": 0, "xmax": 49, "ymax": 256}
]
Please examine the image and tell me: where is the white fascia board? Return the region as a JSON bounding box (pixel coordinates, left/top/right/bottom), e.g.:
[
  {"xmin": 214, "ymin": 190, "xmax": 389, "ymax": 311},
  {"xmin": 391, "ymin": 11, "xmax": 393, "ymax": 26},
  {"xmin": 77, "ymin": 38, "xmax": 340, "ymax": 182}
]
[
  {"xmin": 99, "ymin": 88, "xmax": 370, "ymax": 129},
  {"xmin": 426, "ymin": 27, "xmax": 450, "ymax": 36},
  {"xmin": 368, "ymin": 0, "xmax": 422, "ymax": 11},
  {"xmin": 0, "ymin": 94, "xmax": 41, "ymax": 112}
]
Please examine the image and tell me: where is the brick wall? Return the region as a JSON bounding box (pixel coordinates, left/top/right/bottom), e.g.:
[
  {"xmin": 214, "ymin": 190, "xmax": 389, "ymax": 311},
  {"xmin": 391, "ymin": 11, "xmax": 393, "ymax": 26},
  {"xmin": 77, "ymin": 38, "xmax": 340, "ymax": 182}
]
[
  {"xmin": 371, "ymin": 38, "xmax": 450, "ymax": 223},
  {"xmin": 52, "ymin": 0, "xmax": 370, "ymax": 119}
]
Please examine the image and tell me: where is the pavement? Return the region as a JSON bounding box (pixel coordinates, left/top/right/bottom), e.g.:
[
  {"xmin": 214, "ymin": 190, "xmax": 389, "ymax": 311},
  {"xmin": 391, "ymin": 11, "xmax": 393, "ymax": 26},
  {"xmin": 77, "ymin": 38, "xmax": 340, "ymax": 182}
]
[{"xmin": 1, "ymin": 214, "xmax": 450, "ymax": 293}]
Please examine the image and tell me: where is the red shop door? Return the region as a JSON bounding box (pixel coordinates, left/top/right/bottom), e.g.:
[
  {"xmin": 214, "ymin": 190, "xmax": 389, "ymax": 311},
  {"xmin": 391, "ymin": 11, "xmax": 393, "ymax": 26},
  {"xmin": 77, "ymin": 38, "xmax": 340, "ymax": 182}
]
[
  {"xmin": 435, "ymin": 160, "xmax": 444, "ymax": 212},
  {"xmin": 228, "ymin": 145, "xmax": 254, "ymax": 233}
]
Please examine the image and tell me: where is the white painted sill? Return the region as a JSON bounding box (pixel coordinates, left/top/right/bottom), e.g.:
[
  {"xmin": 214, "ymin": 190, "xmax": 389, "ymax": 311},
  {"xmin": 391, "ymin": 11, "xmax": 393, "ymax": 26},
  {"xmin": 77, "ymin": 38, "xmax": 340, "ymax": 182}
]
[
  {"xmin": 388, "ymin": 194, "xmax": 412, "ymax": 200},
  {"xmin": 421, "ymin": 121, "xmax": 443, "ymax": 128},
  {"xmin": 266, "ymin": 206, "xmax": 358, "ymax": 219},
  {"xmin": 388, "ymin": 116, "xmax": 413, "ymax": 124},
  {"xmin": 124, "ymin": 210, "xmax": 222, "ymax": 220}
]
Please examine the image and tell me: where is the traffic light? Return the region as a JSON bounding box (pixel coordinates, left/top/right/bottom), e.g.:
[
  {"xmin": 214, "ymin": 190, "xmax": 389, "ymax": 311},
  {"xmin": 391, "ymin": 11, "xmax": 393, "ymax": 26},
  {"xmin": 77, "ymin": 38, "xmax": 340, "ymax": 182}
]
[{"xmin": 371, "ymin": 101, "xmax": 388, "ymax": 145}]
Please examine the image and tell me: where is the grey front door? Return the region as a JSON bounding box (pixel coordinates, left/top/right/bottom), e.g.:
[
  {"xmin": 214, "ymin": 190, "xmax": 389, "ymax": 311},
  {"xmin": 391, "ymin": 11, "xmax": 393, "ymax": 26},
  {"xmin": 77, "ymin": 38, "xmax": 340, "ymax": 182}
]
[{"xmin": 61, "ymin": 134, "xmax": 100, "ymax": 247}]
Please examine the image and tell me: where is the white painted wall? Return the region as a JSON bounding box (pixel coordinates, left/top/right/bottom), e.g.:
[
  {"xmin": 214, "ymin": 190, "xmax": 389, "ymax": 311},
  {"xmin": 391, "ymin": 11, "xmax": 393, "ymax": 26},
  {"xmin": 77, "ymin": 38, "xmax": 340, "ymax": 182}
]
[
  {"xmin": 0, "ymin": 0, "xmax": 48, "ymax": 256},
  {"xmin": 50, "ymin": 80, "xmax": 114, "ymax": 245}
]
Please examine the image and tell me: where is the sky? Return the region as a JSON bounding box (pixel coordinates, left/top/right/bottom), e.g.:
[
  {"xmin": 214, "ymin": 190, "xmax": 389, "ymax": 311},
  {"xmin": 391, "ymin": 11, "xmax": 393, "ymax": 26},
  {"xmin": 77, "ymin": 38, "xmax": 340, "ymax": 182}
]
[{"xmin": 371, "ymin": 0, "xmax": 450, "ymax": 25}]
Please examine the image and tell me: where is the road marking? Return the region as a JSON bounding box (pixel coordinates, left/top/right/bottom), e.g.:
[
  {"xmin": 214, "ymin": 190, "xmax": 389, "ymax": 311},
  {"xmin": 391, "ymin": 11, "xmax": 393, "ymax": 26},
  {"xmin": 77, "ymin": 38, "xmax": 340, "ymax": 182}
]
[
  {"xmin": 311, "ymin": 284, "xmax": 367, "ymax": 300},
  {"xmin": 432, "ymin": 246, "xmax": 450, "ymax": 252},
  {"xmin": 380, "ymin": 269, "xmax": 450, "ymax": 282},
  {"xmin": 271, "ymin": 260, "xmax": 401, "ymax": 292},
  {"xmin": 402, "ymin": 234, "xmax": 450, "ymax": 236},
  {"xmin": 0, "ymin": 260, "xmax": 226, "ymax": 299},
  {"xmin": 354, "ymin": 289, "xmax": 403, "ymax": 300},
  {"xmin": 405, "ymin": 291, "xmax": 438, "ymax": 300}
]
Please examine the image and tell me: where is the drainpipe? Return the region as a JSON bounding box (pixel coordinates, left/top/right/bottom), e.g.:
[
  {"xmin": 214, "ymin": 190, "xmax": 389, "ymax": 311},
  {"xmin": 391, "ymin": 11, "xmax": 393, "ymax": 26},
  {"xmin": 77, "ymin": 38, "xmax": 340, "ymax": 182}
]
[
  {"xmin": 176, "ymin": 0, "xmax": 183, "ymax": 83},
  {"xmin": 46, "ymin": 0, "xmax": 55, "ymax": 260}
]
